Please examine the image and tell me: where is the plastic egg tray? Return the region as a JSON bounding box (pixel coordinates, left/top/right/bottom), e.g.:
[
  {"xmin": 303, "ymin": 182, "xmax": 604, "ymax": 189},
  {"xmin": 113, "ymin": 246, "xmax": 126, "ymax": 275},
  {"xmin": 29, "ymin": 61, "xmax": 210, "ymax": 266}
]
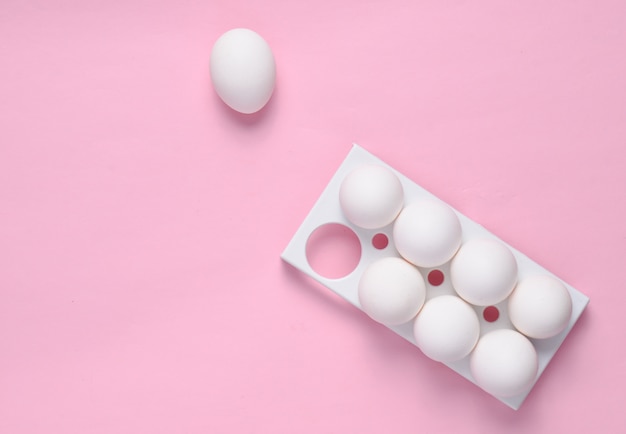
[{"xmin": 281, "ymin": 144, "xmax": 589, "ymax": 410}]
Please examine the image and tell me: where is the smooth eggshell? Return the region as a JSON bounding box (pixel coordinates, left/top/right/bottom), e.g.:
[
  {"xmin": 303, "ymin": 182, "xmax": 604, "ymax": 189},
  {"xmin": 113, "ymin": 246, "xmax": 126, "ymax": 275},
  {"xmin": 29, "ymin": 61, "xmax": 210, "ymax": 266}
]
[
  {"xmin": 358, "ymin": 257, "xmax": 425, "ymax": 326},
  {"xmin": 210, "ymin": 28, "xmax": 276, "ymax": 114},
  {"xmin": 450, "ymin": 238, "xmax": 518, "ymax": 306},
  {"xmin": 393, "ymin": 200, "xmax": 462, "ymax": 268},
  {"xmin": 413, "ymin": 295, "xmax": 480, "ymax": 362},
  {"xmin": 339, "ymin": 165, "xmax": 404, "ymax": 229},
  {"xmin": 470, "ymin": 329, "xmax": 538, "ymax": 397},
  {"xmin": 508, "ymin": 275, "xmax": 573, "ymax": 339}
]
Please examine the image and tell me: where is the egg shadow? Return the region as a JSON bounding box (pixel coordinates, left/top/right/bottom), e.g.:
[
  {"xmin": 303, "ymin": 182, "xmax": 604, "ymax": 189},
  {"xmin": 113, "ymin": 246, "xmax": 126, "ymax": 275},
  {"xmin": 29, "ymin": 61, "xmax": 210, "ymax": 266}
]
[{"xmin": 209, "ymin": 81, "xmax": 279, "ymax": 129}]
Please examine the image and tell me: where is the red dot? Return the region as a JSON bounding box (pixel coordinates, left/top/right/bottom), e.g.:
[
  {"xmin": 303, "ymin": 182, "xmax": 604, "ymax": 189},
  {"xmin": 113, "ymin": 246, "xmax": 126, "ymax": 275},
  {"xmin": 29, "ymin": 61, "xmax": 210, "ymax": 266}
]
[
  {"xmin": 372, "ymin": 233, "xmax": 389, "ymax": 249},
  {"xmin": 427, "ymin": 270, "xmax": 444, "ymax": 286},
  {"xmin": 483, "ymin": 306, "xmax": 500, "ymax": 322}
]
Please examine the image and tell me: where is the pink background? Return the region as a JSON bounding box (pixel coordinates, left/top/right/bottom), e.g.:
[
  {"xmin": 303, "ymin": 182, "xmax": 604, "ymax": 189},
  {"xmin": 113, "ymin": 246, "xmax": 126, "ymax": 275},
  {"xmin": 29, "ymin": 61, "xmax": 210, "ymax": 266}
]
[{"xmin": 1, "ymin": 1, "xmax": 625, "ymax": 432}]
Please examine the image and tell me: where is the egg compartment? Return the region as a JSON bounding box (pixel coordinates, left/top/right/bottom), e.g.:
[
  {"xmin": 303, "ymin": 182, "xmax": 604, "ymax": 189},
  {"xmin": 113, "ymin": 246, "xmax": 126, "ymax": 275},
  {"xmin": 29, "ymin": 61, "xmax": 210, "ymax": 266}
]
[{"xmin": 281, "ymin": 144, "xmax": 589, "ymax": 410}]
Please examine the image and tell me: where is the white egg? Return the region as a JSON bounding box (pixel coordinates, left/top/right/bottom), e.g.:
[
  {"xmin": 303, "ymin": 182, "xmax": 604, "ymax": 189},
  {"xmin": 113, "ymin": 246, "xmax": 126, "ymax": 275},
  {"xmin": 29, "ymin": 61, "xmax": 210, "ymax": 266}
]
[
  {"xmin": 508, "ymin": 275, "xmax": 573, "ymax": 339},
  {"xmin": 393, "ymin": 200, "xmax": 462, "ymax": 268},
  {"xmin": 358, "ymin": 257, "xmax": 425, "ymax": 326},
  {"xmin": 339, "ymin": 165, "xmax": 404, "ymax": 229},
  {"xmin": 450, "ymin": 238, "xmax": 518, "ymax": 306},
  {"xmin": 413, "ymin": 295, "xmax": 480, "ymax": 362},
  {"xmin": 210, "ymin": 28, "xmax": 276, "ymax": 114},
  {"xmin": 470, "ymin": 329, "xmax": 538, "ymax": 397}
]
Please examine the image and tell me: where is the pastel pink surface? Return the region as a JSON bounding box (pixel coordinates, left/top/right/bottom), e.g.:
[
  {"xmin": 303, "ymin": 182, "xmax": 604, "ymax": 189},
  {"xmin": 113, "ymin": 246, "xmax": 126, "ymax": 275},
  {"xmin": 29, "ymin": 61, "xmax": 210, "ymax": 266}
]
[{"xmin": 0, "ymin": 1, "xmax": 624, "ymax": 433}]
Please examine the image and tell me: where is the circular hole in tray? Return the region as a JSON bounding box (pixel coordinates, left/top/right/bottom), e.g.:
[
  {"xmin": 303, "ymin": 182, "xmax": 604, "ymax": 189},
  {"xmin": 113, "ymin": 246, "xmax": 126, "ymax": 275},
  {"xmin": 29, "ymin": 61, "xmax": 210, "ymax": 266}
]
[
  {"xmin": 372, "ymin": 233, "xmax": 389, "ymax": 250},
  {"xmin": 483, "ymin": 306, "xmax": 500, "ymax": 323},
  {"xmin": 306, "ymin": 223, "xmax": 361, "ymax": 279},
  {"xmin": 427, "ymin": 269, "xmax": 445, "ymax": 286}
]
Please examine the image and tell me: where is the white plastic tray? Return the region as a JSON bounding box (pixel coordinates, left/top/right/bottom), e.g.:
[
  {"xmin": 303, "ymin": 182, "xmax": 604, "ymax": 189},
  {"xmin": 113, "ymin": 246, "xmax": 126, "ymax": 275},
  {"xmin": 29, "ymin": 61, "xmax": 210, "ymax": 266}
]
[{"xmin": 281, "ymin": 144, "xmax": 589, "ymax": 410}]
